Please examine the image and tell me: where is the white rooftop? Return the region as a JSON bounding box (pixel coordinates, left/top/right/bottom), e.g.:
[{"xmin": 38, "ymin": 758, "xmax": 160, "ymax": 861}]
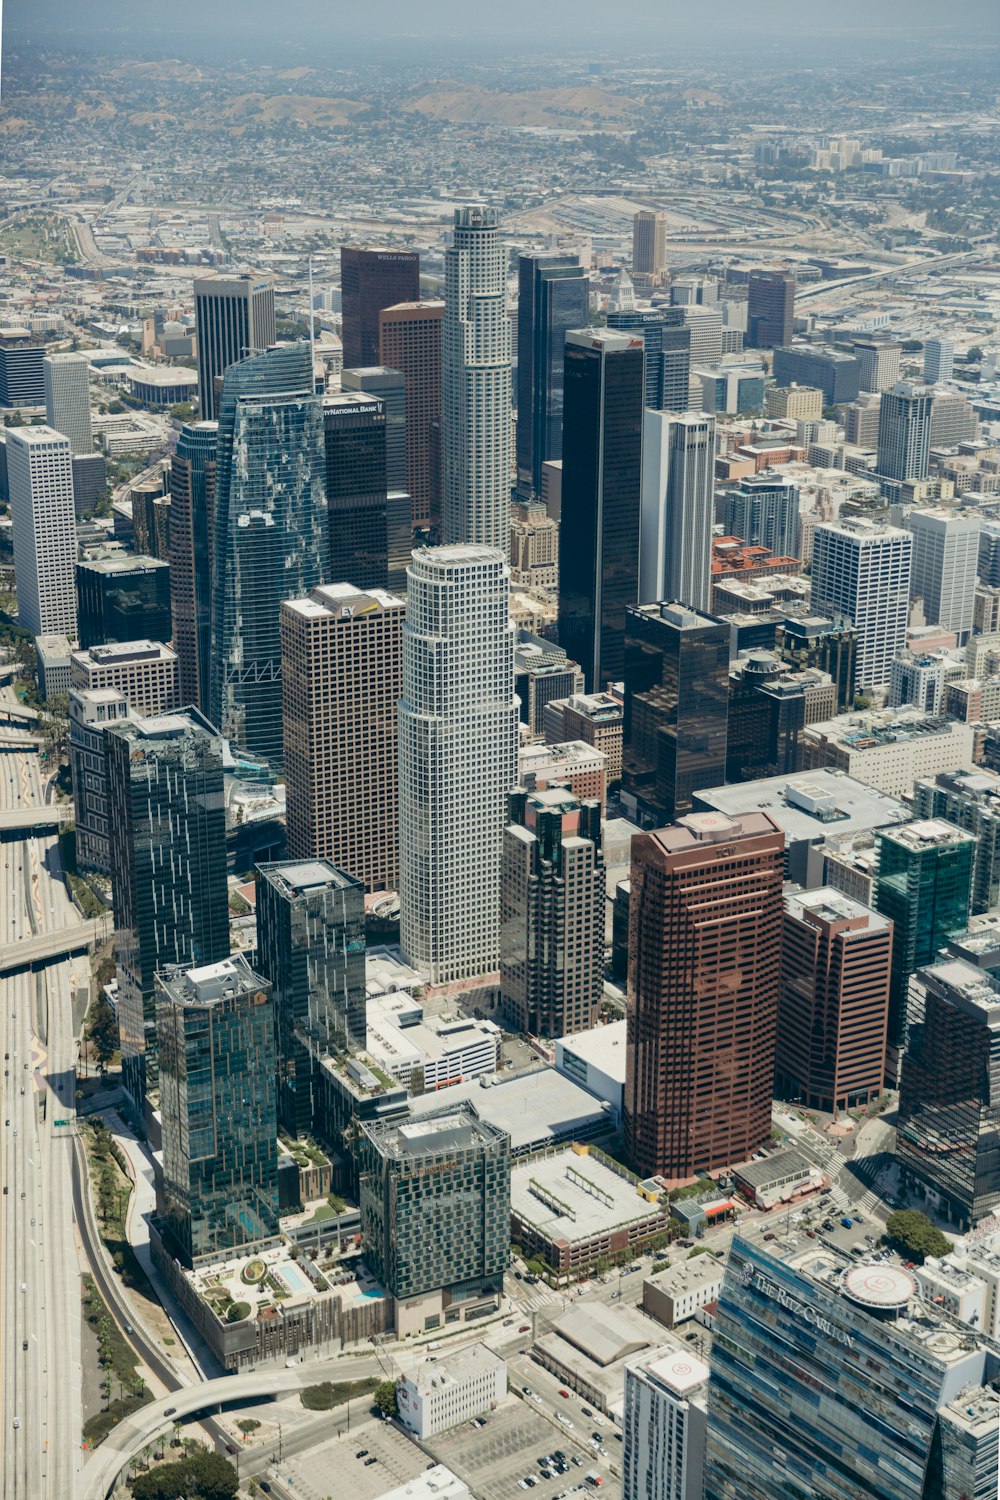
[
  {"xmin": 511, "ymin": 1147, "xmax": 662, "ymax": 1243},
  {"xmin": 643, "ymin": 1347, "xmax": 711, "ymax": 1395},
  {"xmin": 558, "ymin": 1021, "xmax": 627, "ymax": 1083}
]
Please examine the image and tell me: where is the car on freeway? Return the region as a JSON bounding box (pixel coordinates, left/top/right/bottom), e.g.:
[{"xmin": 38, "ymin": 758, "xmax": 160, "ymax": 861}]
[
  {"xmin": 22, "ymin": 1340, "xmax": 27, "ymax": 1351},
  {"xmin": 164, "ymin": 1407, "xmax": 176, "ymax": 1417},
  {"xmin": 559, "ymin": 1389, "xmax": 570, "ymax": 1398},
  {"xmin": 519, "ymin": 1324, "xmax": 530, "ymax": 1332},
  {"xmin": 364, "ymin": 1456, "xmax": 378, "ymax": 1467},
  {"xmin": 12, "ymin": 1417, "xmax": 20, "ymax": 1429}
]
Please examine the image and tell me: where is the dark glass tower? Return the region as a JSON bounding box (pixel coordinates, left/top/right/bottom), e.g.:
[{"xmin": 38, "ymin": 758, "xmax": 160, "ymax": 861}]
[
  {"xmin": 622, "ymin": 602, "xmax": 729, "ymax": 827},
  {"xmin": 193, "ymin": 275, "xmax": 276, "ymax": 422},
  {"xmin": 557, "ymin": 329, "xmax": 644, "ymax": 692},
  {"xmin": 255, "ymin": 859, "xmax": 367, "ymax": 1139},
  {"xmin": 516, "ymin": 254, "xmax": 590, "ymax": 499},
  {"xmin": 607, "ymin": 304, "xmax": 691, "ymax": 412},
  {"xmin": 746, "ymin": 269, "xmax": 795, "ymax": 350},
  {"xmin": 210, "ymin": 343, "xmax": 328, "ymax": 767},
  {"xmin": 76, "ymin": 554, "xmax": 172, "ymax": 650},
  {"xmin": 340, "ymin": 247, "xmax": 420, "ymax": 370},
  {"xmin": 322, "ymin": 392, "xmax": 388, "ymax": 590},
  {"xmin": 106, "ymin": 708, "xmax": 230, "ymax": 1129},
  {"xmin": 157, "ymin": 954, "xmax": 279, "ymax": 1266},
  {"xmin": 169, "ymin": 421, "xmax": 218, "ymax": 711}
]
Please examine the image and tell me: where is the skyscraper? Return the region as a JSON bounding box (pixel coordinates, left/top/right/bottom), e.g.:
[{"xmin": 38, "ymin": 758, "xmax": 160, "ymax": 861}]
[
  {"xmin": 853, "ymin": 336, "xmax": 902, "ymax": 394},
  {"xmin": 499, "ymin": 786, "xmax": 605, "ymax": 1038},
  {"xmin": 607, "ymin": 305, "xmax": 691, "ymax": 412},
  {"xmin": 340, "ymin": 247, "xmax": 420, "ymax": 370},
  {"xmin": 8, "ymin": 425, "xmax": 77, "ymax": 639},
  {"xmin": 281, "ymin": 582, "xmax": 404, "ymax": 892},
  {"xmin": 777, "ymin": 887, "xmax": 892, "ymax": 1114},
  {"xmin": 722, "ymin": 473, "xmax": 799, "ymax": 559},
  {"xmin": 622, "ymin": 602, "xmax": 729, "ymax": 828},
  {"xmin": 43, "ymin": 352, "xmax": 92, "ymax": 456},
  {"xmin": 378, "ymin": 300, "xmax": 443, "ymax": 529},
  {"xmin": 256, "ymin": 860, "xmax": 366, "ymax": 1137},
  {"xmin": 632, "ymin": 210, "xmax": 668, "ymax": 282},
  {"xmin": 442, "ymin": 206, "xmax": 512, "ymax": 556},
  {"xmin": 875, "ymin": 819, "xmax": 974, "ymax": 1055},
  {"xmin": 358, "ymin": 1105, "xmax": 511, "ymax": 1337},
  {"xmin": 68, "ymin": 687, "xmax": 132, "ymax": 874},
  {"xmin": 623, "ymin": 1349, "xmax": 709, "ymax": 1500},
  {"xmin": 913, "ymin": 768, "xmax": 1000, "ymax": 916},
  {"xmin": 876, "ymin": 381, "xmax": 933, "ymax": 483},
  {"xmin": 811, "ymin": 518, "xmax": 912, "ymax": 689},
  {"xmin": 558, "ymin": 328, "xmax": 644, "ymax": 691},
  {"xmin": 924, "ymin": 337, "xmax": 955, "ymax": 384},
  {"xmin": 322, "ymin": 391, "xmax": 388, "ymax": 591},
  {"xmin": 746, "ymin": 270, "xmax": 795, "ymax": 350},
  {"xmin": 516, "ymin": 254, "xmax": 590, "ymax": 498},
  {"xmin": 399, "ymin": 546, "xmax": 519, "ymax": 984},
  {"xmin": 106, "ymin": 708, "xmax": 230, "ymax": 1126},
  {"xmin": 76, "ymin": 554, "xmax": 172, "ymax": 650},
  {"xmin": 639, "ymin": 411, "xmax": 715, "ymax": 610},
  {"xmin": 907, "ymin": 506, "xmax": 979, "ymax": 645},
  {"xmin": 168, "ymin": 420, "xmax": 218, "ymax": 710},
  {"xmin": 193, "ymin": 274, "xmax": 276, "ymax": 422},
  {"xmin": 341, "ymin": 367, "xmax": 407, "ymax": 491},
  {"xmin": 157, "ymin": 955, "xmax": 279, "ymax": 1267},
  {"xmin": 624, "ymin": 811, "xmax": 784, "ymax": 1180},
  {"xmin": 210, "ymin": 343, "xmax": 328, "ymax": 767}
]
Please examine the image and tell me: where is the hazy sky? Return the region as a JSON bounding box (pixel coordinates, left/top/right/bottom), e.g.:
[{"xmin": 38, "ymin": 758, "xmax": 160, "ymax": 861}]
[{"xmin": 6, "ymin": 0, "xmax": 1000, "ymax": 49}]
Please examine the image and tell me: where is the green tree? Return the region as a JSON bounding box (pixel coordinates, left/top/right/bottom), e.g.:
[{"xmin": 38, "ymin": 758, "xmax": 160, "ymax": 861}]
[
  {"xmin": 968, "ymin": 346, "xmax": 984, "ymax": 362},
  {"xmin": 885, "ymin": 1208, "xmax": 953, "ymax": 1262},
  {"xmin": 226, "ymin": 1301, "xmax": 251, "ymax": 1322},
  {"xmin": 129, "ymin": 1448, "xmax": 238, "ymax": 1500},
  {"xmin": 374, "ymin": 1379, "xmax": 398, "ymax": 1418},
  {"xmin": 88, "ymin": 995, "xmax": 120, "ymax": 1072}
]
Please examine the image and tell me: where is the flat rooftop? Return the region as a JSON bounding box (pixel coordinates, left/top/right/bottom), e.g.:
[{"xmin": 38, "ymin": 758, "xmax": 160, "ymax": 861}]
[
  {"xmin": 76, "ymin": 639, "xmax": 177, "ymax": 665},
  {"xmin": 648, "ymin": 809, "xmax": 779, "ymax": 854},
  {"xmin": 405, "ymin": 1067, "xmax": 613, "ymax": 1155},
  {"xmin": 694, "ymin": 767, "xmax": 908, "ymax": 840},
  {"xmin": 77, "ymin": 553, "xmax": 168, "ymax": 575},
  {"xmin": 880, "ymin": 818, "xmax": 976, "ymax": 853},
  {"xmin": 784, "ymin": 887, "xmax": 890, "ymax": 933},
  {"xmin": 258, "ymin": 859, "xmax": 362, "ymax": 898},
  {"xmin": 511, "ymin": 1147, "xmax": 663, "ymax": 1244},
  {"xmin": 558, "ymin": 1021, "xmax": 627, "ymax": 1084},
  {"xmin": 641, "ymin": 1347, "xmax": 711, "ymax": 1395}
]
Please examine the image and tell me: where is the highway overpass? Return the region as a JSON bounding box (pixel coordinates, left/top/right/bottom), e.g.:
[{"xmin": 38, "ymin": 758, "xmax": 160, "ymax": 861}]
[
  {"xmin": 0, "ymin": 919, "xmax": 103, "ymax": 975},
  {"xmin": 0, "ymin": 805, "xmax": 73, "ymax": 841}
]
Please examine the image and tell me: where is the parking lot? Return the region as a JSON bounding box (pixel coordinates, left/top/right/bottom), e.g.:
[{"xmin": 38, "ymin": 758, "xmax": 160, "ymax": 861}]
[
  {"xmin": 273, "ymin": 1415, "xmax": 432, "ymax": 1500},
  {"xmin": 429, "ymin": 1392, "xmax": 619, "ymax": 1500}
]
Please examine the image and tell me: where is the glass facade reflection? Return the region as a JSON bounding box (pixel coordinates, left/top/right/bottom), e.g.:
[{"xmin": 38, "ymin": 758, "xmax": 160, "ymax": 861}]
[
  {"xmin": 169, "ymin": 420, "xmax": 218, "ymax": 710},
  {"xmin": 706, "ymin": 1233, "xmax": 1000, "ymax": 1500},
  {"xmin": 255, "ymin": 860, "xmax": 367, "ymax": 1138},
  {"xmin": 323, "ymin": 393, "xmax": 389, "ymax": 591},
  {"xmin": 557, "ymin": 330, "xmax": 644, "ymax": 692},
  {"xmin": 623, "ymin": 602, "xmax": 729, "ymax": 826},
  {"xmin": 76, "ymin": 555, "xmax": 172, "ymax": 650},
  {"xmin": 157, "ymin": 955, "xmax": 279, "ymax": 1267},
  {"xmin": 106, "ymin": 708, "xmax": 230, "ymax": 1126},
  {"xmin": 607, "ymin": 305, "xmax": 691, "ymax": 412},
  {"xmin": 516, "ymin": 255, "xmax": 590, "ymax": 498},
  {"xmin": 210, "ymin": 342, "xmax": 328, "ymax": 768},
  {"xmin": 897, "ymin": 959, "xmax": 1000, "ymax": 1227}
]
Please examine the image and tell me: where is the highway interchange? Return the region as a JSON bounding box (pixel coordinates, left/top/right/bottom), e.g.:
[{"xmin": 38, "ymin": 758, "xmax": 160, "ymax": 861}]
[{"xmin": 1, "ymin": 736, "xmax": 84, "ymax": 1500}]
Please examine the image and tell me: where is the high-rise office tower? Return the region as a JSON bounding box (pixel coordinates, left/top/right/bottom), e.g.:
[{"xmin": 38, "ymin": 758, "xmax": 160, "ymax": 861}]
[
  {"xmin": 924, "ymin": 337, "xmax": 955, "ymax": 384},
  {"xmin": 340, "ymin": 247, "xmax": 420, "ymax": 370},
  {"xmin": 876, "ymin": 381, "xmax": 933, "ymax": 483},
  {"xmin": 169, "ymin": 420, "xmax": 217, "ymax": 710},
  {"xmin": 725, "ymin": 652, "xmax": 835, "ymax": 783},
  {"xmin": 558, "ymin": 328, "xmax": 644, "ymax": 691},
  {"xmin": 193, "ymin": 274, "xmax": 276, "ymax": 422},
  {"xmin": 210, "ymin": 342, "xmax": 327, "ymax": 767},
  {"xmin": 772, "ymin": 345, "xmax": 861, "ymax": 405},
  {"xmin": 680, "ymin": 305, "xmax": 724, "ymax": 368},
  {"xmin": 256, "ymin": 860, "xmax": 366, "ymax": 1137},
  {"xmin": 70, "ymin": 639, "xmax": 179, "ymax": 717},
  {"xmin": 746, "ymin": 270, "xmax": 795, "ymax": 350},
  {"xmin": 43, "ymin": 352, "xmax": 92, "ymax": 456},
  {"xmin": 281, "ymin": 582, "xmax": 404, "ymax": 892},
  {"xmin": 322, "ymin": 391, "xmax": 388, "ymax": 590},
  {"xmin": 913, "ymin": 768, "xmax": 1000, "ymax": 916},
  {"xmin": 622, "ymin": 602, "xmax": 729, "ymax": 828},
  {"xmin": 624, "ymin": 811, "xmax": 785, "ymax": 1180},
  {"xmin": 608, "ymin": 305, "xmax": 691, "ymax": 413},
  {"xmin": 853, "ymin": 336, "xmax": 902, "ymax": 394},
  {"xmin": 76, "ymin": 554, "xmax": 171, "ymax": 650},
  {"xmin": 907, "ymin": 506, "xmax": 979, "ymax": 646},
  {"xmin": 722, "ymin": 474, "xmax": 799, "ymax": 558},
  {"xmin": 8, "ymin": 425, "xmax": 76, "ymax": 640},
  {"xmin": 632, "ymin": 209, "xmax": 668, "ymax": 282},
  {"xmin": 705, "ymin": 1232, "xmax": 1000, "ymax": 1500},
  {"xmin": 106, "ymin": 708, "xmax": 230, "ymax": 1126},
  {"xmin": 399, "ymin": 546, "xmax": 518, "ymax": 984},
  {"xmin": 897, "ymin": 958, "xmax": 1000, "ymax": 1228},
  {"xmin": 341, "ymin": 367, "xmax": 407, "ymax": 491},
  {"xmin": 875, "ymin": 819, "xmax": 974, "ymax": 1055},
  {"xmin": 639, "ymin": 411, "xmax": 715, "ymax": 610},
  {"xmin": 442, "ymin": 206, "xmax": 512, "ymax": 556},
  {"xmin": 623, "ymin": 1349, "xmax": 709, "ymax": 1500},
  {"xmin": 0, "ymin": 341, "xmax": 45, "ymax": 406},
  {"xmin": 811, "ymin": 519, "xmax": 912, "ymax": 689},
  {"xmin": 358, "ymin": 1105, "xmax": 511, "ymax": 1337},
  {"xmin": 499, "ymin": 786, "xmax": 604, "ymax": 1038},
  {"xmin": 777, "ymin": 887, "xmax": 892, "ymax": 1114},
  {"xmin": 378, "ymin": 300, "xmax": 443, "ymax": 528},
  {"xmin": 157, "ymin": 955, "xmax": 279, "ymax": 1266},
  {"xmin": 68, "ymin": 686, "xmax": 132, "ymax": 874},
  {"xmin": 516, "ymin": 254, "xmax": 590, "ymax": 499}
]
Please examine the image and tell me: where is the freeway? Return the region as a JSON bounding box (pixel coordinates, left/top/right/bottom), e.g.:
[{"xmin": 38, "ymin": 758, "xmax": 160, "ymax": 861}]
[
  {"xmin": 794, "ymin": 246, "xmax": 991, "ymax": 305},
  {"xmin": 0, "ymin": 919, "xmax": 104, "ymax": 976},
  {"xmin": 0, "ymin": 741, "xmax": 85, "ymax": 1499},
  {"xmin": 0, "ymin": 804, "xmax": 74, "ymax": 836}
]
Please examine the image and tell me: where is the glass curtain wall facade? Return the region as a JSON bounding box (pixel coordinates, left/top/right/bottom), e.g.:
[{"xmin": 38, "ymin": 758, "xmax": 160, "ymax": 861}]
[
  {"xmin": 210, "ymin": 343, "xmax": 328, "ymax": 767},
  {"xmin": 323, "ymin": 393, "xmax": 389, "ymax": 590},
  {"xmin": 607, "ymin": 305, "xmax": 691, "ymax": 412},
  {"xmin": 516, "ymin": 254, "xmax": 590, "ymax": 498},
  {"xmin": 169, "ymin": 421, "xmax": 218, "ymax": 710}
]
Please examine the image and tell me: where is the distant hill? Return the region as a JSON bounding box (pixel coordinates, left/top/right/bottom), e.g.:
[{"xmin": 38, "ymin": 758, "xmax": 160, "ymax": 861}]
[{"xmin": 402, "ymin": 85, "xmax": 638, "ymax": 130}]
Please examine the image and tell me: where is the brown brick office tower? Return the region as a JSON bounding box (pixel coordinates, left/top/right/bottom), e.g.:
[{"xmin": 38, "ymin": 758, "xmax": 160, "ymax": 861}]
[{"xmin": 624, "ymin": 811, "xmax": 785, "ymax": 1181}]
